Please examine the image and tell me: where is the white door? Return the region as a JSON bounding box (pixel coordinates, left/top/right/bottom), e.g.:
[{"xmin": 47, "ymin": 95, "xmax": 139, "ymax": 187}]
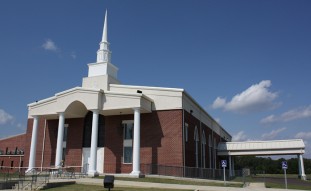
[{"xmin": 82, "ymin": 148, "xmax": 104, "ymax": 174}]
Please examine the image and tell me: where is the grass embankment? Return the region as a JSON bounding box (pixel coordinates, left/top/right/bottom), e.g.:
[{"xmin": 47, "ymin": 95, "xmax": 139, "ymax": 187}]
[
  {"xmin": 265, "ymin": 182, "xmax": 311, "ymax": 190},
  {"xmin": 233, "ymin": 174, "xmax": 311, "ymax": 190},
  {"xmin": 42, "ymin": 184, "xmax": 192, "ymax": 191}
]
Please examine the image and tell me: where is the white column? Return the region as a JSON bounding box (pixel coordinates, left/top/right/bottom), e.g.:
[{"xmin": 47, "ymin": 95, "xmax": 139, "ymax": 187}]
[
  {"xmin": 88, "ymin": 110, "xmax": 99, "ymax": 176},
  {"xmin": 55, "ymin": 112, "xmax": 65, "ymax": 167},
  {"xmin": 131, "ymin": 108, "xmax": 141, "ymax": 176},
  {"xmin": 229, "ymin": 155, "xmax": 232, "ymax": 177},
  {"xmin": 298, "ymin": 154, "xmax": 306, "ymax": 180},
  {"xmin": 298, "ymin": 154, "xmax": 302, "ymax": 177},
  {"xmin": 27, "ymin": 116, "xmax": 39, "ymax": 172}
]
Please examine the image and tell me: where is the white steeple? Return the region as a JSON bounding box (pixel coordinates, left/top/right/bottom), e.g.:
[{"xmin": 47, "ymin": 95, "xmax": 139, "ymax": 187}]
[
  {"xmin": 83, "ymin": 10, "xmax": 120, "ymax": 90},
  {"xmin": 102, "ymin": 10, "xmax": 108, "ymax": 43},
  {"xmin": 97, "ymin": 10, "xmax": 111, "ymax": 63}
]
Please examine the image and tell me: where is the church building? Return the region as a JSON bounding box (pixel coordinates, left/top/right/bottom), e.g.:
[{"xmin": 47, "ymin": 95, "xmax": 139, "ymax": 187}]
[{"xmin": 0, "ymin": 11, "xmax": 231, "ymax": 177}]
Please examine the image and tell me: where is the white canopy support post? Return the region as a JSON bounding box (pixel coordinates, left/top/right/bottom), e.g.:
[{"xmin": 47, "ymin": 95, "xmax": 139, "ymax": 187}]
[{"xmin": 298, "ymin": 154, "xmax": 306, "ymax": 180}]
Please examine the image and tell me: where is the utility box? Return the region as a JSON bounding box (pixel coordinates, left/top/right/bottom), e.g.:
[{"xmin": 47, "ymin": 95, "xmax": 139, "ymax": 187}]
[{"xmin": 103, "ymin": 175, "xmax": 115, "ymax": 190}]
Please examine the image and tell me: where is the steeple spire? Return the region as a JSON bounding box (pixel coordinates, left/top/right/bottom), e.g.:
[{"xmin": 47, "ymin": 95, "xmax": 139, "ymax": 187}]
[
  {"xmin": 84, "ymin": 9, "xmax": 119, "ymax": 91},
  {"xmin": 102, "ymin": 10, "xmax": 108, "ymax": 42},
  {"xmin": 97, "ymin": 10, "xmax": 111, "ymax": 63}
]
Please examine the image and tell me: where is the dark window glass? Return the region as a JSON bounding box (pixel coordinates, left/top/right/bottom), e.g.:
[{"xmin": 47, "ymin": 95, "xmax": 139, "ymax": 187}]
[
  {"xmin": 82, "ymin": 111, "xmax": 105, "ymax": 147},
  {"xmin": 124, "ymin": 147, "xmax": 133, "ymax": 163},
  {"xmin": 124, "ymin": 123, "xmax": 133, "ymax": 140},
  {"xmin": 11, "ymin": 161, "xmax": 13, "ymax": 169},
  {"xmin": 63, "ymin": 127, "xmax": 68, "ymax": 142},
  {"xmin": 98, "ymin": 115, "xmax": 105, "ymax": 147}
]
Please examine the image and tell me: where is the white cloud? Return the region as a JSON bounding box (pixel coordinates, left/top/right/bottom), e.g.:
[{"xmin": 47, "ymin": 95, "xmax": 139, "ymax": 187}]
[
  {"xmin": 212, "ymin": 80, "xmax": 279, "ymax": 113},
  {"xmin": 215, "ymin": 118, "xmax": 221, "ymax": 123},
  {"xmin": 295, "ymin": 132, "xmax": 311, "ymax": 140},
  {"xmin": 0, "ymin": 109, "xmax": 13, "ymax": 124},
  {"xmin": 232, "ymin": 131, "xmax": 248, "ymax": 141},
  {"xmin": 261, "ymin": 127, "xmax": 286, "ymax": 140},
  {"xmin": 261, "ymin": 105, "xmax": 311, "ymax": 124},
  {"xmin": 16, "ymin": 123, "xmax": 26, "ymax": 130},
  {"xmin": 70, "ymin": 51, "xmax": 77, "ymax": 59},
  {"xmin": 212, "ymin": 97, "xmax": 226, "ymax": 109},
  {"xmin": 42, "ymin": 39, "xmax": 58, "ymax": 51}
]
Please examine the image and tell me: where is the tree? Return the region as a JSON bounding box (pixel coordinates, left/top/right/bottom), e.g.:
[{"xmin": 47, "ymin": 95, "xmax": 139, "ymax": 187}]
[{"xmin": 234, "ymin": 156, "xmax": 311, "ymax": 174}]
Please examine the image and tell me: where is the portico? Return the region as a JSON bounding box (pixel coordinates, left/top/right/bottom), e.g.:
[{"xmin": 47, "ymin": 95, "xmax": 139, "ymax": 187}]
[
  {"xmin": 218, "ymin": 139, "xmax": 307, "ymax": 180},
  {"xmin": 26, "ymin": 87, "xmax": 152, "ymax": 176}
]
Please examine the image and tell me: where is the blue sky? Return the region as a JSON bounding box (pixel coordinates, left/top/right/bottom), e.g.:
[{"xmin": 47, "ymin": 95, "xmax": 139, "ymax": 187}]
[{"xmin": 1, "ymin": 0, "xmax": 311, "ymax": 157}]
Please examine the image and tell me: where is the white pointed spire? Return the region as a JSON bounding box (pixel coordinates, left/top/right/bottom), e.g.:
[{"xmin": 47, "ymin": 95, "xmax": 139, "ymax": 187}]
[
  {"xmin": 97, "ymin": 9, "xmax": 111, "ymax": 63},
  {"xmin": 102, "ymin": 10, "xmax": 108, "ymax": 42},
  {"xmin": 84, "ymin": 9, "xmax": 120, "ymax": 90}
]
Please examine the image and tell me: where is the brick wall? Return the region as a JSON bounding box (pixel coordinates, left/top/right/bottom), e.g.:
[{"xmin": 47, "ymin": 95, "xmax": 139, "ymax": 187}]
[
  {"xmin": 184, "ymin": 110, "xmax": 201, "ymax": 167},
  {"xmin": 23, "ymin": 117, "xmax": 84, "ymax": 170},
  {"xmin": 0, "ymin": 134, "xmax": 26, "ymax": 171},
  {"xmin": 104, "ymin": 110, "xmax": 183, "ymax": 173},
  {"xmin": 184, "ymin": 110, "xmax": 222, "ymax": 169},
  {"xmin": 2, "ymin": 108, "xmax": 225, "ymax": 174},
  {"xmin": 63, "ymin": 118, "xmax": 84, "ymax": 167},
  {"xmin": 0, "ymin": 134, "xmax": 26, "ymax": 154}
]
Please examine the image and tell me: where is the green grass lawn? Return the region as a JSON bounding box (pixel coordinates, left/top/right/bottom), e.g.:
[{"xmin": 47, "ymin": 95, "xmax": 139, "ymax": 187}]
[
  {"xmin": 265, "ymin": 182, "xmax": 311, "ymax": 190},
  {"xmin": 42, "ymin": 184, "xmax": 192, "ymax": 191},
  {"xmin": 232, "ymin": 174, "xmax": 311, "ymax": 190}
]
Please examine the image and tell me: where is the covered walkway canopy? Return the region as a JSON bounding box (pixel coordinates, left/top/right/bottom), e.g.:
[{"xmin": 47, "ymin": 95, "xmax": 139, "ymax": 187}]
[{"xmin": 217, "ymin": 139, "xmax": 307, "ymax": 180}]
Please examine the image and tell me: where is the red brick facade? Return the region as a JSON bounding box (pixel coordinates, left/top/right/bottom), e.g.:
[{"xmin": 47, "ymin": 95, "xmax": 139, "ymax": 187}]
[
  {"xmin": 1, "ymin": 109, "xmax": 223, "ymax": 174},
  {"xmin": 0, "ymin": 134, "xmax": 26, "ymax": 171},
  {"xmin": 104, "ymin": 110, "xmax": 183, "ymax": 173},
  {"xmin": 184, "ymin": 110, "xmax": 221, "ymax": 169}
]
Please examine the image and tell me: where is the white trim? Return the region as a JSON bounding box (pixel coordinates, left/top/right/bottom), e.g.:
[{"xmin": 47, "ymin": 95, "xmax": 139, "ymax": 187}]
[
  {"xmin": 122, "ymin": 120, "xmax": 134, "ymax": 124},
  {"xmin": 110, "ymin": 84, "xmax": 184, "ymax": 92}
]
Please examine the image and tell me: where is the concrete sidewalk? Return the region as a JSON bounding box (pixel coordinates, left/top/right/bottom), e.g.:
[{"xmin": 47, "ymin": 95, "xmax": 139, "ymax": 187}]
[{"xmin": 74, "ymin": 178, "xmax": 309, "ymax": 191}]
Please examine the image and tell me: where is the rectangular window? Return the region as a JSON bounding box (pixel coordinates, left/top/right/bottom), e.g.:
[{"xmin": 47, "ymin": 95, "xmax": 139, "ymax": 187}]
[
  {"xmin": 63, "ymin": 125, "xmax": 68, "ymax": 142},
  {"xmin": 11, "ymin": 161, "xmax": 14, "ymax": 169},
  {"xmin": 124, "ymin": 147, "xmax": 133, "ymax": 163},
  {"xmin": 184, "ymin": 123, "xmax": 188, "ymax": 142},
  {"xmin": 123, "ymin": 121, "xmax": 133, "ymax": 164},
  {"xmin": 124, "ymin": 123, "xmax": 133, "ymax": 140},
  {"xmin": 1, "ymin": 160, "xmax": 3, "ymax": 169}
]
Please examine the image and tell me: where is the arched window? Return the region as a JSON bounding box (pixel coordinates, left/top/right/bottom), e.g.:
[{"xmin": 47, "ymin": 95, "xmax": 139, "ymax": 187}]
[
  {"xmin": 201, "ymin": 130, "xmax": 206, "ymax": 168},
  {"xmin": 184, "ymin": 123, "xmax": 189, "ymax": 142},
  {"xmin": 213, "ymin": 138, "xmax": 217, "ymax": 169},
  {"xmin": 194, "ymin": 126, "xmax": 199, "ymax": 168},
  {"xmin": 82, "ymin": 111, "xmax": 105, "ymax": 147},
  {"xmin": 208, "ymin": 134, "xmax": 212, "ymax": 168}
]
